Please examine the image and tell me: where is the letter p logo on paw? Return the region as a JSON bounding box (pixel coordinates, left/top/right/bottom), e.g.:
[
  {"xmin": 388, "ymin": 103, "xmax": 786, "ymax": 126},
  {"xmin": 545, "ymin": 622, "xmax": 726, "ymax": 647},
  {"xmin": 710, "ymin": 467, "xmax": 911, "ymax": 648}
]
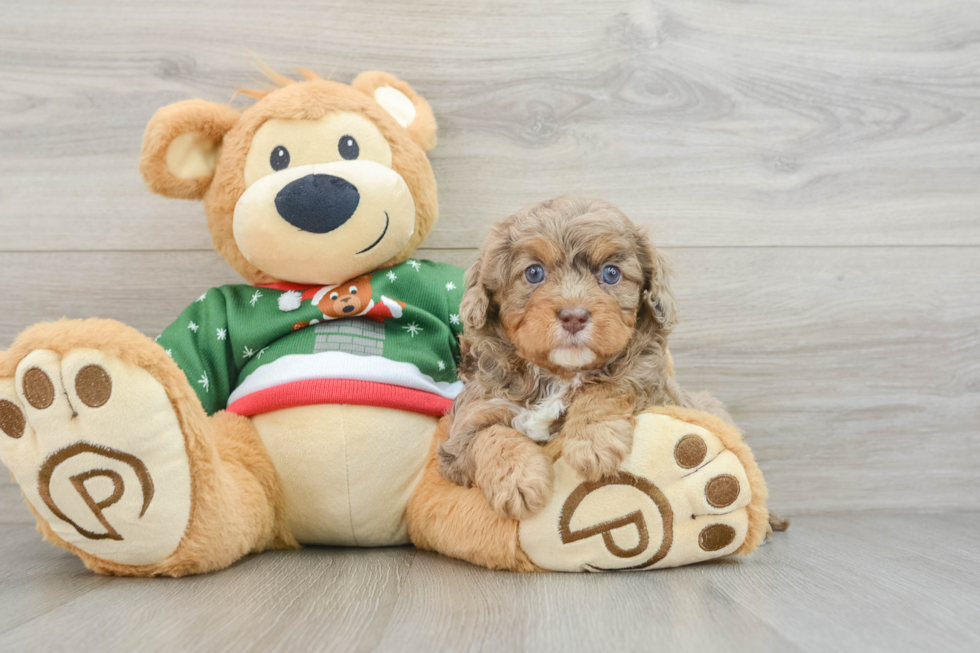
[
  {"xmin": 1, "ymin": 348, "xmax": 193, "ymax": 567},
  {"xmin": 558, "ymin": 472, "xmax": 674, "ymax": 571},
  {"xmin": 38, "ymin": 443, "xmax": 154, "ymax": 541},
  {"xmin": 521, "ymin": 465, "xmax": 674, "ymax": 572},
  {"xmin": 519, "ymin": 414, "xmax": 752, "ymax": 572}
]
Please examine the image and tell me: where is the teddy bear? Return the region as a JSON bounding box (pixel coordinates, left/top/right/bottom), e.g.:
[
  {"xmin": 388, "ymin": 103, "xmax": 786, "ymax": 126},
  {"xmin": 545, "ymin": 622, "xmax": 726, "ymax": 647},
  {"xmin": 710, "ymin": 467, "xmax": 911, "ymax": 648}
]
[{"xmin": 0, "ymin": 68, "xmax": 769, "ymax": 575}]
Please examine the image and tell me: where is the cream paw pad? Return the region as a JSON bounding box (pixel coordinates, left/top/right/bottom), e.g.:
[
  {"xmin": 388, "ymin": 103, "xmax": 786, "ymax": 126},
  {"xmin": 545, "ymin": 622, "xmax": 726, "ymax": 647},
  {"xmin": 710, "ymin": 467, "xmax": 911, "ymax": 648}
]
[
  {"xmin": 520, "ymin": 411, "xmax": 759, "ymax": 572},
  {"xmin": 0, "ymin": 348, "xmax": 191, "ymax": 566}
]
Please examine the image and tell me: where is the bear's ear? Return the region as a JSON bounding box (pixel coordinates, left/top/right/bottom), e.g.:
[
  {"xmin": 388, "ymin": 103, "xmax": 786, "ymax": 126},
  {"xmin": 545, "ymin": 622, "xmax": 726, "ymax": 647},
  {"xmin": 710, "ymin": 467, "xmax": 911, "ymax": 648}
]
[
  {"xmin": 352, "ymin": 71, "xmax": 438, "ymax": 152},
  {"xmin": 139, "ymin": 100, "xmax": 240, "ymax": 200}
]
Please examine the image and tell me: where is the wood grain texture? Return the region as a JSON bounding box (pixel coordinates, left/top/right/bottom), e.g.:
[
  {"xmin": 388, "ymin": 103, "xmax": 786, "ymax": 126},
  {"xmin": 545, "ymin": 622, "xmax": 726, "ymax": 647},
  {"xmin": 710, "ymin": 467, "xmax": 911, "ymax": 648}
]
[
  {"xmin": 1, "ymin": 514, "xmax": 978, "ymax": 652},
  {"xmin": 0, "ymin": 522, "xmax": 418, "ymax": 650},
  {"xmin": 0, "ymin": 524, "xmax": 113, "ymax": 635},
  {"xmin": 1, "ymin": 0, "xmax": 978, "ymax": 251},
  {"xmin": 1, "ymin": 1, "xmax": 979, "ymax": 645},
  {"xmin": 1, "ymin": 247, "xmax": 977, "ymax": 516},
  {"xmin": 0, "ymin": 482, "xmax": 29, "ymax": 524}
]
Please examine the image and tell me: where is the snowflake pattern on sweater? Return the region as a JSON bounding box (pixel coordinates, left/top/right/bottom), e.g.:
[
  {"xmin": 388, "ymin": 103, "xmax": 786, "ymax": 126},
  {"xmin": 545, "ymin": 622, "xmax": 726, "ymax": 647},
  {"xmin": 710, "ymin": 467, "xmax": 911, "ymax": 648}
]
[{"xmin": 156, "ymin": 260, "xmax": 465, "ymax": 417}]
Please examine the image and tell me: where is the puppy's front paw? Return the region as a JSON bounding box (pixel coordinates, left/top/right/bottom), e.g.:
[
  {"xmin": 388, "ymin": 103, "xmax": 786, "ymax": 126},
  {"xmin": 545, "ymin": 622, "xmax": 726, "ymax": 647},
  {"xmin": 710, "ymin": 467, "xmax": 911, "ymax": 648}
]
[
  {"xmin": 562, "ymin": 418, "xmax": 633, "ymax": 481},
  {"xmin": 475, "ymin": 442, "xmax": 554, "ymax": 520},
  {"xmin": 437, "ymin": 442, "xmax": 474, "ymax": 488}
]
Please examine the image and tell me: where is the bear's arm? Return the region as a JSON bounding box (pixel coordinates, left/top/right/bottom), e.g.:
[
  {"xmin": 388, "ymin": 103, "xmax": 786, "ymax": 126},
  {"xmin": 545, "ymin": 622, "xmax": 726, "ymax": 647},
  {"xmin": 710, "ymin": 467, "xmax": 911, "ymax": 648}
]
[
  {"xmin": 154, "ymin": 285, "xmax": 320, "ymax": 414},
  {"xmin": 428, "ymin": 261, "xmax": 466, "ymax": 366},
  {"xmin": 154, "ymin": 288, "xmax": 239, "ymax": 414}
]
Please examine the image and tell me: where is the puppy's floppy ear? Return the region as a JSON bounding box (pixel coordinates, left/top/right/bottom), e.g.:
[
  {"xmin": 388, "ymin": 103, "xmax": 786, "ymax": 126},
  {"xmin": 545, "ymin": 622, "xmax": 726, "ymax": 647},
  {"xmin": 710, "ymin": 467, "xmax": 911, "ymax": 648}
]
[
  {"xmin": 352, "ymin": 71, "xmax": 438, "ymax": 152},
  {"xmin": 139, "ymin": 100, "xmax": 240, "ymax": 200},
  {"xmin": 460, "ymin": 255, "xmax": 492, "ymax": 331},
  {"xmin": 642, "ymin": 243, "xmax": 679, "ymax": 332},
  {"xmin": 460, "ymin": 222, "xmax": 513, "ymax": 332}
]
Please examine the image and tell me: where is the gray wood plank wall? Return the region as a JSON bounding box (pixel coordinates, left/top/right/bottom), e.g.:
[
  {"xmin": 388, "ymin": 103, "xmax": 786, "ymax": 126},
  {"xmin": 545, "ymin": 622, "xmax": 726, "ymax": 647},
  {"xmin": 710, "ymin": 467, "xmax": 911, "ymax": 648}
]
[{"xmin": 1, "ymin": 0, "xmax": 978, "ymax": 519}]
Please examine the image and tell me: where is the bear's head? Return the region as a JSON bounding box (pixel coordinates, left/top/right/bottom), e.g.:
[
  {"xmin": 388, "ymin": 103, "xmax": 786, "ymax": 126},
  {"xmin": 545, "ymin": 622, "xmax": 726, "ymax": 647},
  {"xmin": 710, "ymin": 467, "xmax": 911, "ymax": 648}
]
[{"xmin": 139, "ymin": 69, "xmax": 438, "ymax": 286}]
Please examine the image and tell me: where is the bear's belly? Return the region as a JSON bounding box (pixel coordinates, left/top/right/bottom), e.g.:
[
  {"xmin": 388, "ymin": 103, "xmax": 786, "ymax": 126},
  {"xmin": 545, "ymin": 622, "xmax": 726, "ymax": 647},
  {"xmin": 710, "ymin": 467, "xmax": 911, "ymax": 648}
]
[{"xmin": 251, "ymin": 404, "xmax": 437, "ymax": 546}]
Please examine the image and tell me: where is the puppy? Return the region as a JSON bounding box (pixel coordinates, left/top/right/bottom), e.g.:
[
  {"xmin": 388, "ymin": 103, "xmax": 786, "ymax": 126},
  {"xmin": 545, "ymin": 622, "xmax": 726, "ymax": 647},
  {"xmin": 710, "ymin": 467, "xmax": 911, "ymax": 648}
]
[{"xmin": 438, "ymin": 195, "xmax": 726, "ymax": 519}]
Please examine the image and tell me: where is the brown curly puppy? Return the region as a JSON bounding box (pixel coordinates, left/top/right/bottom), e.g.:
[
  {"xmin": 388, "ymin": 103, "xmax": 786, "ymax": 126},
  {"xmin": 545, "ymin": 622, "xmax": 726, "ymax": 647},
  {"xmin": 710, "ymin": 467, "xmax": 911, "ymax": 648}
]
[{"xmin": 438, "ymin": 195, "xmax": 727, "ymax": 519}]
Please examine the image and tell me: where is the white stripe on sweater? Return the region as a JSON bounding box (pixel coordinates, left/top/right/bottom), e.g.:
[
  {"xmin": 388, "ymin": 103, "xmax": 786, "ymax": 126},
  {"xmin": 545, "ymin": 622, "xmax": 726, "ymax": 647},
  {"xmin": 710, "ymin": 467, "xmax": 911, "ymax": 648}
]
[{"xmin": 228, "ymin": 351, "xmax": 463, "ymax": 405}]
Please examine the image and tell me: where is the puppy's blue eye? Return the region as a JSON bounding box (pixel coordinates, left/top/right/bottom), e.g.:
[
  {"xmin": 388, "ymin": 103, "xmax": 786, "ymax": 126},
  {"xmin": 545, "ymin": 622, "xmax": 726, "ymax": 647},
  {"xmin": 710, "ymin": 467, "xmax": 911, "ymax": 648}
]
[
  {"xmin": 601, "ymin": 265, "xmax": 621, "ymax": 284},
  {"xmin": 525, "ymin": 265, "xmax": 546, "ymax": 284},
  {"xmin": 270, "ymin": 146, "xmax": 290, "ymax": 171},
  {"xmin": 339, "ymin": 135, "xmax": 359, "ymax": 160}
]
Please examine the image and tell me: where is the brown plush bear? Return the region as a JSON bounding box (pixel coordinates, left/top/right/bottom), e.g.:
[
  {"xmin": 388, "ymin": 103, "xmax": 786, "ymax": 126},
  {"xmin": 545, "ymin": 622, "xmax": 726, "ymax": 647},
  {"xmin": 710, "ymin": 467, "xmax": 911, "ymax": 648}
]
[{"xmin": 0, "ymin": 69, "xmax": 769, "ymax": 576}]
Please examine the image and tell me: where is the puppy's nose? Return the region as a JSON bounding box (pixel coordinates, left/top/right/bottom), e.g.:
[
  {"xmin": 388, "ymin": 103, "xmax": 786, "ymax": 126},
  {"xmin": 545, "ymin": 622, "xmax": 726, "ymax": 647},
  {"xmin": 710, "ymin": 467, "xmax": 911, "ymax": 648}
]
[
  {"xmin": 275, "ymin": 174, "xmax": 360, "ymax": 234},
  {"xmin": 558, "ymin": 306, "xmax": 591, "ymax": 334}
]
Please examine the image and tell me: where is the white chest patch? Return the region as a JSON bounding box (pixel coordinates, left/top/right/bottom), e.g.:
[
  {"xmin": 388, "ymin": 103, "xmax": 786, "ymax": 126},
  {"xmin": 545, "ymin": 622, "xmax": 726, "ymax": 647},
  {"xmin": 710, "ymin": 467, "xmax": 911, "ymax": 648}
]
[{"xmin": 512, "ymin": 377, "xmax": 581, "ymax": 443}]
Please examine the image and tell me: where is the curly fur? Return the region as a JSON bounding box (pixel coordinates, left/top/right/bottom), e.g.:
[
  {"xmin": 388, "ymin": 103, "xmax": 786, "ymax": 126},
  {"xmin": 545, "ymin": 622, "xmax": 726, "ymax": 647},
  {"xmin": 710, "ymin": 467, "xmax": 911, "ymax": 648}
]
[{"xmin": 439, "ymin": 196, "xmax": 728, "ymax": 517}]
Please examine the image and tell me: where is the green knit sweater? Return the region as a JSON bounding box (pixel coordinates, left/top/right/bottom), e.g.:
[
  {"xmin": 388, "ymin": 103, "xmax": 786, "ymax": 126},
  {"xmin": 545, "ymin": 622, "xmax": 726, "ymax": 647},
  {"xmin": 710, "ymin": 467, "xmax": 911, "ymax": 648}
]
[{"xmin": 155, "ymin": 259, "xmax": 465, "ymax": 417}]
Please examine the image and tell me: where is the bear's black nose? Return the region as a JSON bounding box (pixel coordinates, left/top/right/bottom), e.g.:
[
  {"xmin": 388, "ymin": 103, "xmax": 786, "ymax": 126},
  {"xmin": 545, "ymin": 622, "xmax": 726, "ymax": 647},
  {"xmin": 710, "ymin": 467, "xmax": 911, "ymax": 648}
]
[{"xmin": 274, "ymin": 174, "xmax": 360, "ymax": 234}]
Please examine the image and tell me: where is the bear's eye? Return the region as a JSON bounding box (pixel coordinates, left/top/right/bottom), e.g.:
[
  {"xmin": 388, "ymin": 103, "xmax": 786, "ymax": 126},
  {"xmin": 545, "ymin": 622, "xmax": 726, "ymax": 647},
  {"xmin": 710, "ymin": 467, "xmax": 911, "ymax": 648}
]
[
  {"xmin": 525, "ymin": 264, "xmax": 546, "ymax": 284},
  {"xmin": 329, "ymin": 292, "xmax": 339, "ymax": 300},
  {"xmin": 338, "ymin": 135, "xmax": 359, "ymax": 160},
  {"xmin": 601, "ymin": 265, "xmax": 621, "ymax": 285},
  {"xmin": 270, "ymin": 146, "xmax": 290, "ymax": 171},
  {"xmin": 349, "ymin": 286, "xmax": 358, "ymax": 294}
]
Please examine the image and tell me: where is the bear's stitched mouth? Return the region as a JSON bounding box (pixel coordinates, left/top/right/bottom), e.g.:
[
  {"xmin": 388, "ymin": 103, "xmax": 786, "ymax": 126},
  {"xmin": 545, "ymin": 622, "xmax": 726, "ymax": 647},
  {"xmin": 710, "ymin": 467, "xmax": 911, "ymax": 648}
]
[{"xmin": 356, "ymin": 212, "xmax": 389, "ymax": 255}]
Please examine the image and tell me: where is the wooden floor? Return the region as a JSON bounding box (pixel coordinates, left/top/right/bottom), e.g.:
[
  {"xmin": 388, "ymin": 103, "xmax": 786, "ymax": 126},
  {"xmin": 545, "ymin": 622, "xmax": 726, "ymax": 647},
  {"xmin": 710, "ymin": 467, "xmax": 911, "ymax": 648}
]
[
  {"xmin": 1, "ymin": 0, "xmax": 978, "ymax": 650},
  {"xmin": 0, "ymin": 513, "xmax": 977, "ymax": 652}
]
